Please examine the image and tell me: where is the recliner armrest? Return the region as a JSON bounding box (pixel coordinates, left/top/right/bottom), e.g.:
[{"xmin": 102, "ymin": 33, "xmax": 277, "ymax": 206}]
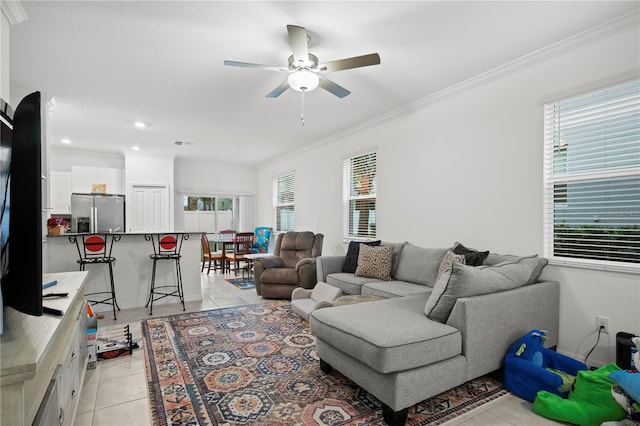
[
  {"xmin": 295, "ymin": 257, "xmax": 317, "ymax": 272},
  {"xmin": 256, "ymin": 255, "xmax": 284, "ymax": 269}
]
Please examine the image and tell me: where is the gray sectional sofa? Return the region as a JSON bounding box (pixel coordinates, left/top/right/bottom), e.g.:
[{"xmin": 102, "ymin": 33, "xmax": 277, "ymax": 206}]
[{"xmin": 309, "ymin": 242, "xmax": 559, "ymax": 426}]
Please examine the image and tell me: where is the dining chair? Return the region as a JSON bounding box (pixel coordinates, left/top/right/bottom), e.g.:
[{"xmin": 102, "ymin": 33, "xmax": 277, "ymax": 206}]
[
  {"xmin": 252, "ymin": 226, "xmax": 273, "ymax": 254},
  {"xmin": 218, "ymin": 229, "xmax": 236, "ymax": 272},
  {"xmin": 225, "ymin": 232, "xmax": 254, "ymax": 276},
  {"xmin": 201, "ymin": 233, "xmax": 225, "ymax": 274}
]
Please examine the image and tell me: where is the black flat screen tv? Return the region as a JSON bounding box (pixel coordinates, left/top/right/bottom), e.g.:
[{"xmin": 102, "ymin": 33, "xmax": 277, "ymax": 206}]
[{"xmin": 0, "ymin": 91, "xmax": 43, "ymax": 329}]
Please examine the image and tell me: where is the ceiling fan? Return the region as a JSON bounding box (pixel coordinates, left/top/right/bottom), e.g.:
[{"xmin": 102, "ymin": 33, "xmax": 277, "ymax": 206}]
[{"xmin": 224, "ymin": 25, "xmax": 381, "ymax": 99}]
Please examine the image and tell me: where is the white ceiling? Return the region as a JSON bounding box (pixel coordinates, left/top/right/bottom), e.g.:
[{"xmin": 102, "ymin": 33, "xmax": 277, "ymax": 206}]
[{"xmin": 8, "ymin": 1, "xmax": 640, "ymax": 166}]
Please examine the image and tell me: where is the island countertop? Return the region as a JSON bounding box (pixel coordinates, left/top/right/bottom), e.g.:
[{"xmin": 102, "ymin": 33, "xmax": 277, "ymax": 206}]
[
  {"xmin": 45, "ymin": 232, "xmax": 202, "ymax": 313},
  {"xmin": 46, "ymin": 231, "xmax": 201, "ymax": 237}
]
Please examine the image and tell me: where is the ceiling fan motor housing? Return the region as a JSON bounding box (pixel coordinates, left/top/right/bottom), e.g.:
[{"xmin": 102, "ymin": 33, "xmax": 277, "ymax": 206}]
[{"xmin": 288, "ymin": 53, "xmax": 319, "ymax": 70}]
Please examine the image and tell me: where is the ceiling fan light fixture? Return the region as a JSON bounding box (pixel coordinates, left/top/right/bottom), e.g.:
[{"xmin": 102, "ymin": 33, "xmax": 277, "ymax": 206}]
[{"xmin": 288, "ymin": 69, "xmax": 319, "ymax": 92}]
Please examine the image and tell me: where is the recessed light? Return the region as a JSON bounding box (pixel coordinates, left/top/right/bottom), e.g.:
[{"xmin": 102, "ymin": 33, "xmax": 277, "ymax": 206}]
[
  {"xmin": 134, "ymin": 121, "xmax": 146, "ymax": 129},
  {"xmin": 132, "ymin": 146, "xmax": 140, "ymax": 151},
  {"xmin": 61, "ymin": 138, "xmax": 71, "ymax": 144}
]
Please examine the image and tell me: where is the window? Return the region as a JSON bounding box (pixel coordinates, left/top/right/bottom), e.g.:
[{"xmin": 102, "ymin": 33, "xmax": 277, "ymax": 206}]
[
  {"xmin": 344, "ymin": 151, "xmax": 377, "ymax": 239},
  {"xmin": 274, "ymin": 172, "xmax": 295, "ymax": 232},
  {"xmin": 183, "ymin": 195, "xmax": 233, "ymax": 232},
  {"xmin": 543, "ymin": 80, "xmax": 639, "ymax": 271}
]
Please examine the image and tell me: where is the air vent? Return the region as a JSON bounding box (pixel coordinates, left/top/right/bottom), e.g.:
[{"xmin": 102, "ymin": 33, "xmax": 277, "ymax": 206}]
[{"xmin": 174, "ymin": 141, "xmax": 192, "ymax": 146}]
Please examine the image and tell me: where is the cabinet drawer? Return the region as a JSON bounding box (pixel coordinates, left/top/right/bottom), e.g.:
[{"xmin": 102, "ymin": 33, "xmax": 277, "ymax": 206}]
[
  {"xmin": 61, "ymin": 366, "xmax": 80, "ymax": 426},
  {"xmin": 33, "ymin": 368, "xmax": 62, "ymax": 426},
  {"xmin": 59, "ymin": 320, "xmax": 81, "ymax": 421}
]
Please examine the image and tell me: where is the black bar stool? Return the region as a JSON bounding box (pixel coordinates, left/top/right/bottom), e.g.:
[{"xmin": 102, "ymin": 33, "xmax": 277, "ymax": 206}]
[
  {"xmin": 145, "ymin": 233, "xmax": 188, "ymax": 315},
  {"xmin": 69, "ymin": 233, "xmax": 121, "ymax": 320}
]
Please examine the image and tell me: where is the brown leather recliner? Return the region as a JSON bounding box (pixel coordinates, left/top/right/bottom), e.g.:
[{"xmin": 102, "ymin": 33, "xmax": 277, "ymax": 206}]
[{"xmin": 254, "ymin": 231, "xmax": 324, "ymax": 299}]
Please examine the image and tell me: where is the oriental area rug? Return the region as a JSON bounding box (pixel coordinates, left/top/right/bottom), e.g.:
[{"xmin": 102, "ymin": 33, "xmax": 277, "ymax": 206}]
[{"xmin": 142, "ymin": 303, "xmax": 507, "ymax": 425}]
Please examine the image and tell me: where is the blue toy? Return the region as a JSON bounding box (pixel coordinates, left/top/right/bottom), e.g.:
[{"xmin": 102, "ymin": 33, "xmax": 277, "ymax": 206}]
[{"xmin": 504, "ymin": 329, "xmax": 588, "ymax": 402}]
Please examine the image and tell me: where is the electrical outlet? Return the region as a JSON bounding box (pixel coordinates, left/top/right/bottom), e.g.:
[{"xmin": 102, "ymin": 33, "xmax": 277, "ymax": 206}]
[{"xmin": 596, "ymin": 315, "xmax": 609, "ymax": 334}]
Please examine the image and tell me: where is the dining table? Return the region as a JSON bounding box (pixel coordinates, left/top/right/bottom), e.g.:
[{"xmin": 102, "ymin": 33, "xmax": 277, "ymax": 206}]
[{"xmin": 208, "ymin": 232, "xmax": 237, "ymax": 272}]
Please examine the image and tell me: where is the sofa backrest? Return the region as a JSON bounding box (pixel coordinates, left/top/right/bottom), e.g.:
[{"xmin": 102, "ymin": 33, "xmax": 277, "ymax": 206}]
[
  {"xmin": 484, "ymin": 253, "xmax": 549, "ymax": 284},
  {"xmin": 393, "ymin": 244, "xmax": 450, "ymax": 287},
  {"xmin": 380, "ymin": 241, "xmax": 408, "ymax": 277},
  {"xmin": 274, "ymin": 231, "xmax": 324, "ymax": 268}
]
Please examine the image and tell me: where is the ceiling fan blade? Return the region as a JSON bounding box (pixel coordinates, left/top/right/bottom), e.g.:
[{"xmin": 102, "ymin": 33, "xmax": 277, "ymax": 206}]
[
  {"xmin": 287, "ymin": 25, "xmax": 310, "ymax": 65},
  {"xmin": 319, "ymin": 77, "xmax": 351, "ymax": 98},
  {"xmin": 266, "ymin": 80, "xmax": 290, "ymax": 98},
  {"xmin": 224, "ymin": 60, "xmax": 287, "ymax": 72},
  {"xmin": 318, "ymin": 53, "xmax": 381, "ymax": 73}
]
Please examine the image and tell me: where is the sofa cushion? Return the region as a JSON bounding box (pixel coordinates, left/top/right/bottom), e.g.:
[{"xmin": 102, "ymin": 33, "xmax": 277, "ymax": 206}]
[
  {"xmin": 310, "ymin": 294, "xmax": 461, "ymax": 374},
  {"xmin": 326, "ymin": 273, "xmax": 380, "ymax": 295},
  {"xmin": 452, "ymin": 242, "xmax": 490, "ymax": 266},
  {"xmin": 362, "ymin": 281, "xmax": 432, "ymax": 299},
  {"xmin": 342, "ymin": 240, "xmax": 381, "ymax": 273},
  {"xmin": 393, "ymin": 244, "xmax": 449, "ymax": 286},
  {"xmin": 485, "ymin": 253, "xmax": 549, "ymax": 284},
  {"xmin": 311, "ymin": 281, "xmax": 343, "ymax": 302},
  {"xmin": 424, "ymin": 255, "xmax": 539, "ymax": 323},
  {"xmin": 437, "ymin": 250, "xmax": 466, "ymax": 282},
  {"xmin": 355, "ymin": 245, "xmax": 393, "ymax": 281}
]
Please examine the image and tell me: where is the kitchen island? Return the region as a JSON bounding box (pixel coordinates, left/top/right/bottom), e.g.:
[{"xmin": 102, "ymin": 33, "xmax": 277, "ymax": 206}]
[{"xmin": 46, "ymin": 232, "xmax": 202, "ymax": 313}]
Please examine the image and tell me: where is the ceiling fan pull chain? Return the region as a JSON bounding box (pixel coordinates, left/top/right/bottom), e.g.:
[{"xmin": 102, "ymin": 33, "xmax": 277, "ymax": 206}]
[{"xmin": 300, "ymin": 89, "xmax": 306, "ymax": 126}]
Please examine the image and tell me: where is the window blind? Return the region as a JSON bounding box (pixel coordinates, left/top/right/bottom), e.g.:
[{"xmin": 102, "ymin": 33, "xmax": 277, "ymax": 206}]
[
  {"xmin": 543, "ymin": 79, "xmax": 640, "ymax": 269},
  {"xmin": 343, "ymin": 151, "xmax": 377, "ymax": 239},
  {"xmin": 274, "ymin": 172, "xmax": 295, "ymax": 232}
]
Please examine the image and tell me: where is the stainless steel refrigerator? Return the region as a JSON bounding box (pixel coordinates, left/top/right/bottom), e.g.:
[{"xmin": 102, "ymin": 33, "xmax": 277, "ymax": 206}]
[{"xmin": 70, "ymin": 193, "xmax": 125, "ymax": 233}]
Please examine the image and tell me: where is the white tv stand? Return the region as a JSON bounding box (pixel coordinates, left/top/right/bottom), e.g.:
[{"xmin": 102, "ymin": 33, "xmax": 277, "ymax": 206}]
[{"xmin": 0, "ymin": 271, "xmax": 88, "ymax": 426}]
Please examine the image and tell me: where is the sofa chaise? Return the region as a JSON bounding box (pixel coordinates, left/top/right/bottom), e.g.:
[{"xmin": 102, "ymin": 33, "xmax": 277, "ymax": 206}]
[{"xmin": 309, "ymin": 241, "xmax": 559, "ymax": 425}]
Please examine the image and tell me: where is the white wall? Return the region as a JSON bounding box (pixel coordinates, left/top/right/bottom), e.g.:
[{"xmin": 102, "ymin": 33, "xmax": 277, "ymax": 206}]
[
  {"xmin": 255, "ymin": 24, "xmax": 640, "ymax": 365},
  {"xmin": 50, "ymin": 149, "xmax": 124, "ymax": 172},
  {"xmin": 174, "ymin": 157, "xmax": 257, "ymax": 195},
  {"xmin": 174, "ymin": 157, "xmax": 258, "ymax": 231},
  {"xmin": 1, "ymin": 8, "xmax": 10, "ymax": 101}
]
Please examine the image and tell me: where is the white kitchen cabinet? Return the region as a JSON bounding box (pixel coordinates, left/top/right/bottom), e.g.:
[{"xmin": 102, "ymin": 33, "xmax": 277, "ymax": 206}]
[
  {"xmin": 50, "ymin": 171, "xmax": 72, "ymax": 214},
  {"xmin": 71, "ymin": 166, "xmax": 124, "ymax": 194}
]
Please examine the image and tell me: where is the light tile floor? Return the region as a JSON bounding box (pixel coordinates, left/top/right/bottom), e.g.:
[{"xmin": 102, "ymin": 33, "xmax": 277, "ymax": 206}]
[{"xmin": 73, "ymin": 270, "xmax": 562, "ymax": 426}]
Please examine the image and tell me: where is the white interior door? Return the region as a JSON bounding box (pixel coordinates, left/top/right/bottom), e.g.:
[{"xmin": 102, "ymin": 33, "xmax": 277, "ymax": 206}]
[{"xmin": 131, "ymin": 184, "xmax": 170, "ymax": 232}]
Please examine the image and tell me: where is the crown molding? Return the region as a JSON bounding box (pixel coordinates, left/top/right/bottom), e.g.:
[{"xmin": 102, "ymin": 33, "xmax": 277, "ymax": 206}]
[
  {"xmin": 368, "ymin": 10, "xmax": 640, "ymax": 135},
  {"xmin": 274, "ymin": 9, "xmax": 640, "ymax": 164},
  {"xmin": 1, "ymin": 0, "xmax": 27, "ymax": 25},
  {"xmin": 249, "ymin": 10, "xmax": 640, "ymax": 170}
]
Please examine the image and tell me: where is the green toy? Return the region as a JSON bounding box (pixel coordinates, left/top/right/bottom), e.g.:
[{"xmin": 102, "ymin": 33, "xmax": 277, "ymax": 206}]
[{"xmin": 533, "ymin": 363, "xmax": 627, "ymax": 426}]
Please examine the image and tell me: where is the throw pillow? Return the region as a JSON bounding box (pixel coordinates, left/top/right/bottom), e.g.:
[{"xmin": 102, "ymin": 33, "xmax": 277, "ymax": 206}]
[
  {"xmin": 355, "ymin": 244, "xmax": 393, "ymax": 281},
  {"xmin": 424, "ymin": 255, "xmax": 539, "ymax": 323},
  {"xmin": 436, "ymin": 250, "xmax": 466, "ymax": 282},
  {"xmin": 342, "ymin": 240, "xmax": 381, "ymax": 273},
  {"xmin": 452, "ymin": 241, "xmax": 490, "ymax": 266}
]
